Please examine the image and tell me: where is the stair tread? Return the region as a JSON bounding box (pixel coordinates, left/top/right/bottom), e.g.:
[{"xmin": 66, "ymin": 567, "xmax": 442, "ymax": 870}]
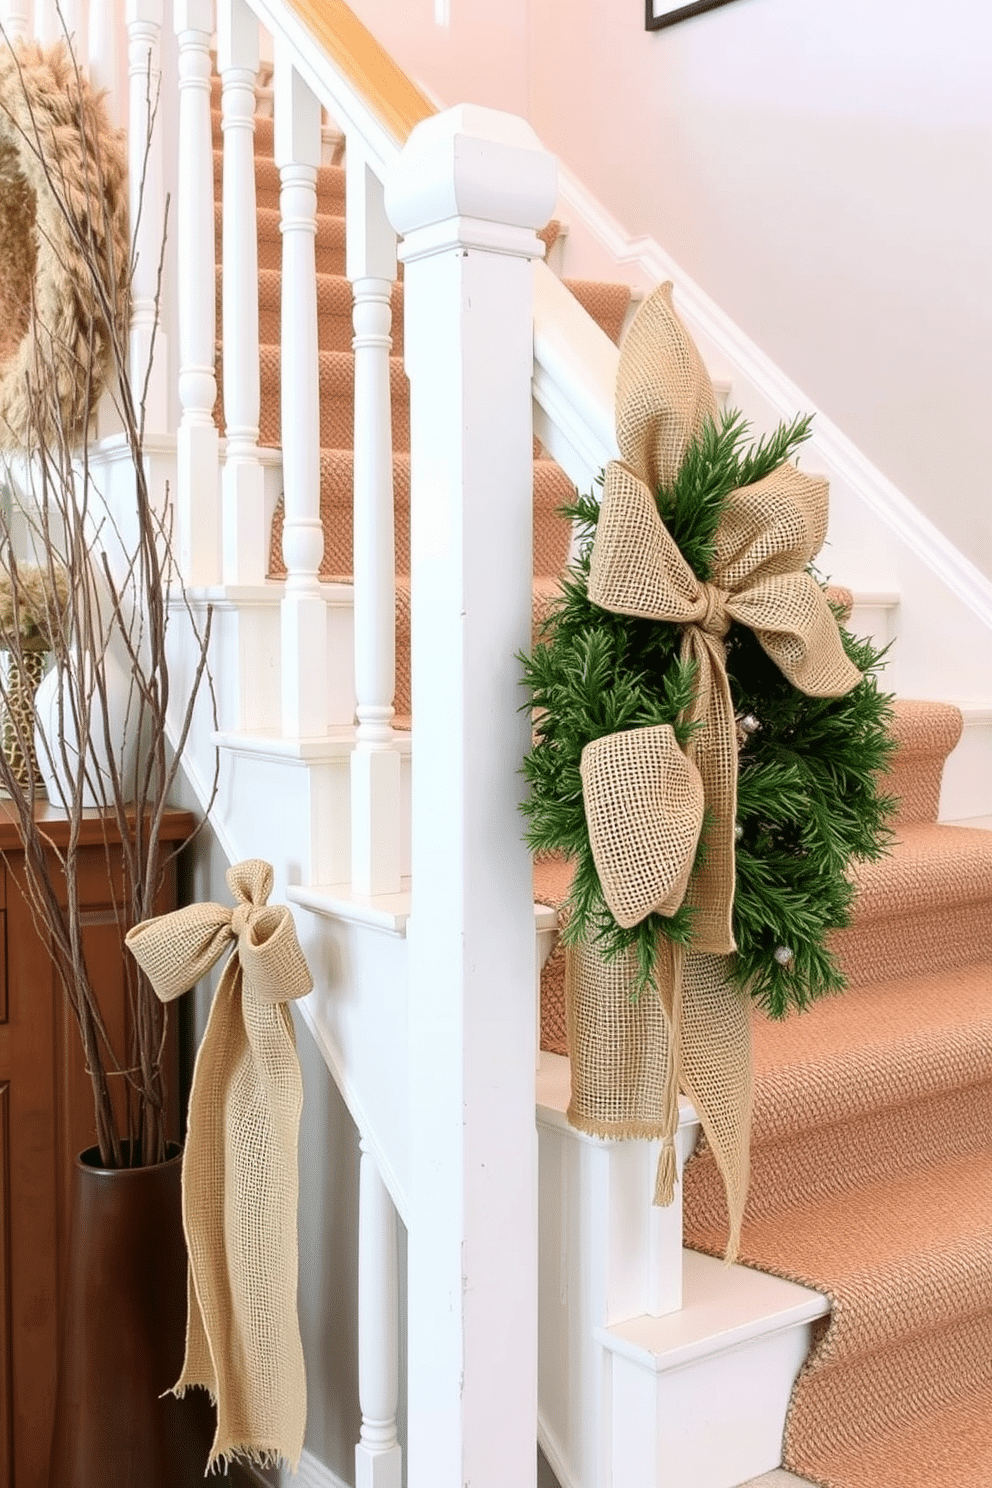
[
  {"xmin": 702, "ymin": 1147, "xmax": 992, "ymax": 1345},
  {"xmin": 533, "ymin": 817, "xmax": 992, "ymax": 921},
  {"xmin": 751, "ymin": 958, "xmax": 992, "ymax": 1140},
  {"xmin": 846, "ymin": 822, "xmax": 992, "ymax": 917},
  {"xmin": 887, "ymin": 698, "xmax": 963, "ymax": 758},
  {"xmin": 598, "ymin": 1249, "xmax": 827, "ymax": 1374}
]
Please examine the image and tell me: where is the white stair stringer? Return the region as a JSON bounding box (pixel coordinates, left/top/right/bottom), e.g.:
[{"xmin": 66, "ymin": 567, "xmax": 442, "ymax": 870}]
[{"xmin": 537, "ymin": 1054, "xmax": 828, "ymax": 1488}]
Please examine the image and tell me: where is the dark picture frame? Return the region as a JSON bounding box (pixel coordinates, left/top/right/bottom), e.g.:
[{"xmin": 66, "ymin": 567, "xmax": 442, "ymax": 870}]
[{"xmin": 646, "ymin": 0, "xmax": 740, "ymax": 29}]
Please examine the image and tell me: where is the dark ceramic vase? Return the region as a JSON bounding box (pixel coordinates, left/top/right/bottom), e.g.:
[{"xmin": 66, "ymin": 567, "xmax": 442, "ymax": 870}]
[{"xmin": 48, "ymin": 1142, "xmax": 215, "ymax": 1487}]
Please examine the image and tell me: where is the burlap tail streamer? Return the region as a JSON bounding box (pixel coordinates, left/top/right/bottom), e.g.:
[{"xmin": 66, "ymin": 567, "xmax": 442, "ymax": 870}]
[
  {"xmin": 568, "ymin": 283, "xmax": 862, "ymax": 1258},
  {"xmin": 126, "ymin": 860, "xmax": 313, "ymax": 1473},
  {"xmin": 566, "ymin": 938, "xmax": 752, "ymax": 1257}
]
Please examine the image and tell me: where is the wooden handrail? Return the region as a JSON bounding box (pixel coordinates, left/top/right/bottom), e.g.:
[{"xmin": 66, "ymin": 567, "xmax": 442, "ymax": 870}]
[{"xmin": 284, "ymin": 0, "xmax": 435, "ymax": 143}]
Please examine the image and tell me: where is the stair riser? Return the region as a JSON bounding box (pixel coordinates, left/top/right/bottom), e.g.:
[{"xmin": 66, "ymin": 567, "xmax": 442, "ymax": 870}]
[
  {"xmin": 884, "ymin": 758, "xmax": 945, "ymax": 827},
  {"xmin": 214, "ymin": 284, "xmax": 405, "ymax": 357},
  {"xmin": 688, "ymin": 1078, "xmax": 992, "ymax": 1231},
  {"xmin": 785, "ymin": 1306, "xmax": 992, "ymax": 1479},
  {"xmin": 213, "ymin": 741, "xmax": 413, "ymax": 890},
  {"xmin": 607, "ymin": 1327, "xmax": 816, "ymax": 1488},
  {"xmin": 830, "ymin": 898, "xmax": 992, "ymax": 988},
  {"xmin": 218, "ymin": 355, "xmax": 409, "ymax": 453},
  {"xmin": 211, "ymin": 148, "xmax": 345, "ymax": 214},
  {"xmin": 215, "ymin": 205, "xmax": 345, "ymax": 275},
  {"xmin": 205, "ymin": 586, "xmax": 358, "ymax": 737},
  {"xmin": 256, "ymin": 307, "xmax": 405, "ymax": 357}
]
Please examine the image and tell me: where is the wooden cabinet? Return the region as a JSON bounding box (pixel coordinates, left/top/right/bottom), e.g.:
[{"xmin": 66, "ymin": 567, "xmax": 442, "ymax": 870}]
[{"xmin": 0, "ymin": 805, "xmax": 195, "ymax": 1488}]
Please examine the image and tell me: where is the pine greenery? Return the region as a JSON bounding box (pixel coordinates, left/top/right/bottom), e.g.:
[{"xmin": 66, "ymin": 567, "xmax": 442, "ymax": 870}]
[{"xmin": 520, "ymin": 410, "xmax": 896, "ymax": 1018}]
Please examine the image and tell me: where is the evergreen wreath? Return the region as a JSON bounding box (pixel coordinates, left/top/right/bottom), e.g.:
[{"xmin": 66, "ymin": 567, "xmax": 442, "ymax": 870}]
[{"xmin": 521, "ymin": 410, "xmax": 896, "ymax": 1019}]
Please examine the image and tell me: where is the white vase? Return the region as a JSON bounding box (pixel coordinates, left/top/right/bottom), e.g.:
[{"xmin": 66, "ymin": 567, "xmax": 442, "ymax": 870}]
[{"xmin": 34, "ymin": 647, "xmax": 140, "ymax": 809}]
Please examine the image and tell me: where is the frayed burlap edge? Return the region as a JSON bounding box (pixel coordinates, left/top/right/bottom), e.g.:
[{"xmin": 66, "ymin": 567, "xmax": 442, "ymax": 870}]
[{"xmin": 0, "ymin": 40, "xmax": 129, "ymax": 450}]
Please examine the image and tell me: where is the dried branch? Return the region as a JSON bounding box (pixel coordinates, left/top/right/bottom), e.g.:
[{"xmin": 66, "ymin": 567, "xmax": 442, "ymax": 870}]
[{"xmin": 0, "ymin": 32, "xmax": 218, "ymax": 1167}]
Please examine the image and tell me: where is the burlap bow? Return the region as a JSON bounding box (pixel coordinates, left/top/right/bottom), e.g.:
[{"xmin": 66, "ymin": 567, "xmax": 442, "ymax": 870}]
[
  {"xmin": 126, "ymin": 859, "xmax": 313, "ymax": 1473},
  {"xmin": 570, "ymin": 284, "xmax": 861, "ymax": 1256}
]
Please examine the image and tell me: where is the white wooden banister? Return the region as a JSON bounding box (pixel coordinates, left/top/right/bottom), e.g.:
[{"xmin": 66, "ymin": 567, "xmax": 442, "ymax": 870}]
[
  {"xmin": 273, "ymin": 43, "xmax": 328, "ymax": 736},
  {"xmin": 218, "ymin": 0, "xmax": 267, "ymax": 586},
  {"xmin": 357, "ymin": 1140, "xmax": 402, "ymax": 1488},
  {"xmin": 532, "ymin": 262, "xmax": 620, "ymax": 496},
  {"xmin": 347, "ymin": 155, "xmax": 401, "ymax": 895},
  {"xmin": 386, "ymin": 104, "xmax": 557, "ymax": 1488}
]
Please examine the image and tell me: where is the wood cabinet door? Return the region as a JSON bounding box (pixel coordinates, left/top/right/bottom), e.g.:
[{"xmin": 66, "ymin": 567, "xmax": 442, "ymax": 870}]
[
  {"xmin": 0, "ymin": 827, "xmax": 187, "ymax": 1488},
  {"xmin": 3, "ymin": 860, "xmax": 60, "ymax": 1488}
]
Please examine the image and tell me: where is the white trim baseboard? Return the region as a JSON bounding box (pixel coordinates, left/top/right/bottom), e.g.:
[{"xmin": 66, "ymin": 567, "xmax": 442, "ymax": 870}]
[
  {"xmin": 278, "ymin": 1448, "xmax": 351, "ymax": 1487},
  {"xmin": 538, "ymin": 1411, "xmax": 578, "ymax": 1488}
]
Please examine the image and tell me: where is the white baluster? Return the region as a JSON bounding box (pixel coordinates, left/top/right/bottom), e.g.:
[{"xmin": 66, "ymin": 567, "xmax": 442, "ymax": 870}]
[
  {"xmin": 126, "ymin": 0, "xmax": 169, "ymax": 424},
  {"xmin": 33, "ymin": 0, "xmax": 57, "ymax": 44},
  {"xmin": 356, "ymin": 1141, "xmax": 402, "ymax": 1488},
  {"xmin": 59, "ymin": 0, "xmax": 86, "ymax": 49},
  {"xmin": 174, "ymin": 0, "xmax": 219, "ymax": 583},
  {"xmin": 347, "ymin": 157, "xmax": 400, "ymax": 895},
  {"xmin": 273, "ymin": 44, "xmax": 327, "ymax": 737},
  {"xmin": 218, "ymin": 0, "xmax": 265, "ymax": 585},
  {"xmin": 95, "ymin": 0, "xmax": 126, "ymax": 130},
  {"xmin": 1, "ymin": 0, "xmax": 31, "ymax": 40},
  {"xmin": 386, "ymin": 107, "xmax": 557, "ymax": 1488}
]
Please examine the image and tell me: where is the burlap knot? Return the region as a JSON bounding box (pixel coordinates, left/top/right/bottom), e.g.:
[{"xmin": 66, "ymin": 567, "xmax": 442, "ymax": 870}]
[
  {"xmin": 126, "ymin": 859, "xmax": 313, "ymax": 1473},
  {"xmin": 570, "ymin": 283, "xmax": 862, "ymax": 1257}
]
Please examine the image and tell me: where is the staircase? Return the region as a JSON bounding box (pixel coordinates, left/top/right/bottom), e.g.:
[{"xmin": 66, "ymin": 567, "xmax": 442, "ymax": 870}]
[
  {"xmin": 10, "ymin": 0, "xmax": 992, "ymax": 1483},
  {"xmin": 538, "ymin": 697, "xmax": 992, "ymax": 1486}
]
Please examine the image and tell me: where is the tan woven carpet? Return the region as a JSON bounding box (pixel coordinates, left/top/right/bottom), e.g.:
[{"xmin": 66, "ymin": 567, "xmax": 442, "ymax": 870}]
[
  {"xmin": 216, "ymin": 78, "xmax": 992, "ymax": 1488},
  {"xmin": 539, "ymin": 700, "xmax": 992, "ymax": 1488},
  {"xmin": 681, "ymin": 705, "xmax": 992, "ymax": 1487}
]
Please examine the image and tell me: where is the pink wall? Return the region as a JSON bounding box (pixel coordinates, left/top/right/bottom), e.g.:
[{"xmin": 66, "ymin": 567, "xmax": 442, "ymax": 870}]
[{"xmin": 350, "ymin": 0, "xmax": 992, "ymax": 579}]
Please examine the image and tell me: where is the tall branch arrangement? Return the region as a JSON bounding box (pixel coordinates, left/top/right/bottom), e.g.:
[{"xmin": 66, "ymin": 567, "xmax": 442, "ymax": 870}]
[{"xmin": 0, "ymin": 36, "xmax": 216, "ymax": 1168}]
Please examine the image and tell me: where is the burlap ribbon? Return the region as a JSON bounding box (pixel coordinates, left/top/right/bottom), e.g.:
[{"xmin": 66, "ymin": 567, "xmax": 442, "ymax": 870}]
[
  {"xmin": 126, "ymin": 859, "xmax": 312, "ymax": 1472},
  {"xmin": 570, "ymin": 284, "xmax": 862, "ymax": 1256}
]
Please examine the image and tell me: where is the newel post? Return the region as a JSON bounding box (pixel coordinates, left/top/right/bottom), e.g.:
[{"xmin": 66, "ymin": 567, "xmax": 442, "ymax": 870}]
[{"xmin": 385, "ymin": 108, "xmax": 557, "ymax": 1488}]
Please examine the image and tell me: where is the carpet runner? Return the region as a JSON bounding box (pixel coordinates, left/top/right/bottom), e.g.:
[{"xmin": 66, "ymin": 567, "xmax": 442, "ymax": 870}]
[
  {"xmin": 213, "ymin": 77, "xmax": 992, "ymax": 1488},
  {"xmin": 681, "ymin": 699, "xmax": 992, "ymax": 1488}
]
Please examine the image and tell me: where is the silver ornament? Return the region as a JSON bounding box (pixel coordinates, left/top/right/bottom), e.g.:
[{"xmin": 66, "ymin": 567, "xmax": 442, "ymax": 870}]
[
  {"xmin": 740, "ymin": 714, "xmax": 761, "ymax": 735},
  {"xmin": 774, "ymin": 945, "xmax": 794, "ymax": 967},
  {"xmin": 734, "ymin": 823, "xmax": 744, "ymax": 841}
]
